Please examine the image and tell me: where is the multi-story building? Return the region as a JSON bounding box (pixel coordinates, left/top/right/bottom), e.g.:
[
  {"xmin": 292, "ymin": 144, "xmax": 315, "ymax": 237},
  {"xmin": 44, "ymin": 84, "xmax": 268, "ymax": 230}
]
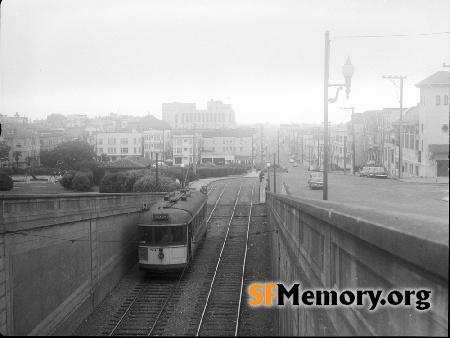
[
  {"xmin": 172, "ymin": 133, "xmax": 201, "ymax": 165},
  {"xmin": 88, "ymin": 130, "xmax": 143, "ymax": 162},
  {"xmin": 330, "ymin": 125, "xmax": 350, "ymax": 172},
  {"xmin": 383, "ymin": 106, "xmax": 419, "ymax": 176},
  {"xmin": 39, "ymin": 130, "xmax": 65, "ymax": 152},
  {"xmin": 2, "ymin": 125, "xmax": 40, "ymax": 167},
  {"xmin": 416, "ymin": 71, "xmax": 449, "ymax": 179},
  {"xmin": 201, "ymin": 130, "xmax": 254, "ymax": 165},
  {"xmin": 162, "ymin": 100, "xmax": 236, "ymax": 130},
  {"xmin": 143, "ymin": 130, "xmax": 171, "ymax": 161}
]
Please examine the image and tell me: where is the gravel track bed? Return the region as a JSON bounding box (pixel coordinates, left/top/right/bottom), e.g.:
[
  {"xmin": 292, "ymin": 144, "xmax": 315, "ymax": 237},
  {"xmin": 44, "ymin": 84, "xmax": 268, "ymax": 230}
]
[{"xmin": 73, "ymin": 178, "xmax": 274, "ymax": 336}]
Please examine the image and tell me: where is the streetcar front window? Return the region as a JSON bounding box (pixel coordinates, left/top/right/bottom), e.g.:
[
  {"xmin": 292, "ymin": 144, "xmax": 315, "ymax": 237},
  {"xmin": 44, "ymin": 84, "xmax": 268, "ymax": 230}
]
[{"xmin": 138, "ymin": 225, "xmax": 186, "ymax": 245}]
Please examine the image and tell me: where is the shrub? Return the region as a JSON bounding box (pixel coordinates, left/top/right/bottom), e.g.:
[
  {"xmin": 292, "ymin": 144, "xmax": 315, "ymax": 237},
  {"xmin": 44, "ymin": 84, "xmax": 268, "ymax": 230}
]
[
  {"xmin": 73, "ymin": 161, "xmax": 105, "ymax": 185},
  {"xmin": 0, "ymin": 167, "xmax": 14, "ymax": 175},
  {"xmin": 0, "ymin": 172, "xmax": 13, "ymax": 191},
  {"xmin": 132, "ymin": 174, "xmax": 180, "ymax": 193},
  {"xmin": 32, "ymin": 167, "xmax": 59, "ymax": 175},
  {"xmin": 99, "ymin": 172, "xmax": 127, "ymax": 193},
  {"xmin": 59, "ymin": 170, "xmax": 77, "ymax": 190},
  {"xmin": 121, "ymin": 170, "xmax": 149, "ymax": 192},
  {"xmin": 12, "ymin": 167, "xmax": 26, "ymax": 175},
  {"xmin": 132, "ymin": 175, "xmax": 155, "ymax": 193},
  {"xmin": 72, "ymin": 171, "xmax": 93, "ymax": 192}
]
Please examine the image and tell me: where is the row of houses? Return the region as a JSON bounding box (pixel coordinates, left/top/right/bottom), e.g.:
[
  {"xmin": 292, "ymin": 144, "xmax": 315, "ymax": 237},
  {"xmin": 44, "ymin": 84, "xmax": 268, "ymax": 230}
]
[{"xmin": 286, "ymin": 71, "xmax": 449, "ymax": 179}]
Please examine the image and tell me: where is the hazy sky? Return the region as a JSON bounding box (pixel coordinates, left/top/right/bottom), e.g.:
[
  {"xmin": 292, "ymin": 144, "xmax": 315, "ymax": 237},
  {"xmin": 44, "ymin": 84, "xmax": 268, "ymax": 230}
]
[{"xmin": 1, "ymin": 0, "xmax": 449, "ymax": 125}]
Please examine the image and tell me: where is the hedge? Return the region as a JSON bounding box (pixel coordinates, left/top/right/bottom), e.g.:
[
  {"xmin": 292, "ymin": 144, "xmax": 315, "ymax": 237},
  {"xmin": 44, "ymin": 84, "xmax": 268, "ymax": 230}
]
[
  {"xmin": 59, "ymin": 170, "xmax": 77, "ymax": 190},
  {"xmin": 99, "ymin": 172, "xmax": 128, "ymax": 193},
  {"xmin": 0, "ymin": 172, "xmax": 13, "ymax": 191},
  {"xmin": 72, "ymin": 171, "xmax": 94, "ymax": 192},
  {"xmin": 133, "ymin": 175, "xmax": 180, "ymax": 193}
]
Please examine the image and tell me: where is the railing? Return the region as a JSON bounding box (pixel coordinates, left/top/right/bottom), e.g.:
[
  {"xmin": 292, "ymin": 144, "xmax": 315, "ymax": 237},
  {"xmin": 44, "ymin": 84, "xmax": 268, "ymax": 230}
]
[{"xmin": 266, "ymin": 191, "xmax": 448, "ymax": 336}]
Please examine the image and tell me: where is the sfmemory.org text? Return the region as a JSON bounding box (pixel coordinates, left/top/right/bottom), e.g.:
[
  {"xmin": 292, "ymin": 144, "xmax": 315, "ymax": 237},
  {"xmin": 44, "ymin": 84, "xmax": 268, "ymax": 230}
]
[{"xmin": 248, "ymin": 284, "xmax": 431, "ymax": 311}]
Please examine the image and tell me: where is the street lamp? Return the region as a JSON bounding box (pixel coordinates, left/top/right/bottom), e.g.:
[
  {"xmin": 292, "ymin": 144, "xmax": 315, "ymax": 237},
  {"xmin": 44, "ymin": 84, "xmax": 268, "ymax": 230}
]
[{"xmin": 324, "ymin": 30, "xmax": 354, "ymax": 201}]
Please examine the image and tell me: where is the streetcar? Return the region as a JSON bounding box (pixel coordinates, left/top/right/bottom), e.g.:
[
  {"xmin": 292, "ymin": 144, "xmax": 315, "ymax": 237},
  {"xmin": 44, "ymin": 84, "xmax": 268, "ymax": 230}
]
[{"xmin": 138, "ymin": 186, "xmax": 208, "ymax": 272}]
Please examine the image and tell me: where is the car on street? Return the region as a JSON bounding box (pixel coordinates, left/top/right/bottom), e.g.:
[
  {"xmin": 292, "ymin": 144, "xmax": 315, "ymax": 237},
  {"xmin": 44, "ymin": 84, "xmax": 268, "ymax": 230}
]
[
  {"xmin": 373, "ymin": 167, "xmax": 388, "ymax": 178},
  {"xmin": 289, "ymin": 158, "xmax": 295, "ymax": 163},
  {"xmin": 201, "ymin": 162, "xmax": 216, "ymax": 167},
  {"xmin": 359, "ymin": 167, "xmax": 371, "ymax": 177},
  {"xmin": 308, "ymin": 164, "xmax": 319, "ymax": 171},
  {"xmin": 152, "ymin": 161, "xmax": 169, "ymax": 168},
  {"xmin": 308, "ymin": 172, "xmax": 324, "ymax": 189},
  {"xmin": 293, "ymin": 162, "xmax": 298, "ymax": 167}
]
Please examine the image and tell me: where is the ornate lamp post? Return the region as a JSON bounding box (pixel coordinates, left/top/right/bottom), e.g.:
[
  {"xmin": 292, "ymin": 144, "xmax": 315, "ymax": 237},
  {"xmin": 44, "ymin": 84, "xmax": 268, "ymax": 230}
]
[{"xmin": 324, "ymin": 30, "xmax": 354, "ymax": 200}]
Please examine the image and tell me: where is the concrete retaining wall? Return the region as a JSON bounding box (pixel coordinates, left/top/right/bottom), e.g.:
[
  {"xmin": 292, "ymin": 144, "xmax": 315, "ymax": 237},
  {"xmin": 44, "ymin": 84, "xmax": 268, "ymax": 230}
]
[
  {"xmin": 0, "ymin": 192, "xmax": 164, "ymax": 336},
  {"xmin": 266, "ymin": 192, "xmax": 448, "ymax": 336}
]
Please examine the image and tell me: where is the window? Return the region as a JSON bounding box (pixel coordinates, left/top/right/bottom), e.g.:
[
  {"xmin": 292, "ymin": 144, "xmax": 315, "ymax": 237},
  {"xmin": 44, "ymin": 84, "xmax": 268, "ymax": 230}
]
[
  {"xmin": 121, "ymin": 148, "xmax": 128, "ymax": 154},
  {"xmin": 108, "ymin": 148, "xmax": 115, "ymax": 154},
  {"xmin": 98, "ymin": 148, "xmax": 103, "ymax": 153},
  {"xmin": 445, "ymin": 95, "xmax": 449, "ymax": 105},
  {"xmin": 108, "ymin": 138, "xmax": 116, "ymax": 145},
  {"xmin": 134, "ymin": 148, "xmax": 137, "ymax": 154},
  {"xmin": 120, "ymin": 138, "xmax": 128, "ymax": 145},
  {"xmin": 436, "ymin": 95, "xmax": 441, "ymax": 105},
  {"xmin": 98, "ymin": 139, "xmax": 103, "ymax": 145}
]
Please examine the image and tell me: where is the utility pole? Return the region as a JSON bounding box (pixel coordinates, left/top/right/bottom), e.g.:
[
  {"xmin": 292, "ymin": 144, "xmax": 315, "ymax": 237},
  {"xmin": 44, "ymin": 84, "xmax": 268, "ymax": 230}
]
[
  {"xmin": 382, "ymin": 75, "xmax": 406, "ymax": 179},
  {"xmin": 277, "ymin": 129, "xmax": 280, "ymax": 167},
  {"xmin": 193, "ymin": 123, "xmax": 197, "ymax": 175},
  {"xmin": 341, "ymin": 106, "xmax": 356, "ymax": 174},
  {"xmin": 343, "ymin": 136, "xmax": 347, "ymax": 175},
  {"xmin": 155, "ymin": 153, "xmax": 159, "ymax": 189},
  {"xmin": 260, "ymin": 124, "xmax": 263, "ymax": 171},
  {"xmin": 317, "ymin": 127, "xmax": 320, "ymax": 167},
  {"xmin": 273, "ymin": 152, "xmax": 276, "ymax": 193},
  {"xmin": 300, "ymin": 132, "xmax": 304, "ymax": 163}
]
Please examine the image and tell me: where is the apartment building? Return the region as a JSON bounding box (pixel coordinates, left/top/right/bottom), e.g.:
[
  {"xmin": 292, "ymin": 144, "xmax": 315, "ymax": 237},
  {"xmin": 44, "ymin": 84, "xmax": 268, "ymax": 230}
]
[
  {"xmin": 201, "ymin": 130, "xmax": 254, "ymax": 165},
  {"xmin": 416, "ymin": 71, "xmax": 449, "ymax": 178},
  {"xmin": 2, "ymin": 125, "xmax": 40, "ymax": 167},
  {"xmin": 172, "ymin": 133, "xmax": 201, "ymax": 165},
  {"xmin": 162, "ymin": 100, "xmax": 236, "ymax": 130},
  {"xmin": 143, "ymin": 130, "xmax": 171, "ymax": 161},
  {"xmin": 88, "ymin": 130, "xmax": 143, "ymax": 162}
]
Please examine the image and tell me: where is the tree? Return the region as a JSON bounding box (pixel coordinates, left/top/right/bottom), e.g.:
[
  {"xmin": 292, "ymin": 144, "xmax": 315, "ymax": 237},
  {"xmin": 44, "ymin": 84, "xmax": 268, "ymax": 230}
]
[
  {"xmin": 39, "ymin": 140, "xmax": 96, "ymax": 169},
  {"xmin": 0, "ymin": 141, "xmax": 11, "ymax": 159},
  {"xmin": 39, "ymin": 149, "xmax": 59, "ymax": 168},
  {"xmin": 25, "ymin": 156, "xmax": 38, "ymax": 180},
  {"xmin": 13, "ymin": 151, "xmax": 22, "ymax": 168},
  {"xmin": 100, "ymin": 153, "xmax": 109, "ymax": 162}
]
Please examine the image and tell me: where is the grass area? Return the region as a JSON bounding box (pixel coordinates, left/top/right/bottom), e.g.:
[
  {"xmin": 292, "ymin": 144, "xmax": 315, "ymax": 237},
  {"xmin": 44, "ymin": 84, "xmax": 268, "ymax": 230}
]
[{"xmin": 0, "ymin": 182, "xmax": 100, "ymax": 195}]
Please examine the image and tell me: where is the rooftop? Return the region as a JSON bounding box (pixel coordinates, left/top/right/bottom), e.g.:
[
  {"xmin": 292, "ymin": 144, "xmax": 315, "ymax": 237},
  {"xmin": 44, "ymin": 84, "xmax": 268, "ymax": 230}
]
[{"xmin": 415, "ymin": 71, "xmax": 450, "ymax": 87}]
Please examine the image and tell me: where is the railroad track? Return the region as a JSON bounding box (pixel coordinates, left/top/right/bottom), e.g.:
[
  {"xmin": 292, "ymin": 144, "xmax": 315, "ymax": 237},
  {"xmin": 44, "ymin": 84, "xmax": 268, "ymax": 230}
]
[
  {"xmin": 185, "ymin": 179, "xmax": 256, "ymax": 336},
  {"xmin": 101, "ymin": 180, "xmax": 233, "ymax": 336}
]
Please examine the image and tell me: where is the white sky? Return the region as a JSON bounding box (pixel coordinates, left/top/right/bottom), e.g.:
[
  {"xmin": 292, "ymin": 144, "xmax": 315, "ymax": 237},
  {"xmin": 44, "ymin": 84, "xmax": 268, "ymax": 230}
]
[{"xmin": 1, "ymin": 0, "xmax": 449, "ymax": 125}]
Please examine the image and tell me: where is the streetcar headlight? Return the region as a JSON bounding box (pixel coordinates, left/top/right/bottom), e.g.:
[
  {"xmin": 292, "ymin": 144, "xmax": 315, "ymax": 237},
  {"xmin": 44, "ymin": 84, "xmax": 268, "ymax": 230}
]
[{"xmin": 158, "ymin": 252, "xmax": 164, "ymax": 259}]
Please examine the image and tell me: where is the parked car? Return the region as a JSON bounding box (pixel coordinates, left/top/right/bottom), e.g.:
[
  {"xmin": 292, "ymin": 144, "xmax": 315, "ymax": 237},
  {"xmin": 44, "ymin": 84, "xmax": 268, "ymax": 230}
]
[
  {"xmin": 308, "ymin": 172, "xmax": 324, "ymax": 189},
  {"xmin": 289, "ymin": 158, "xmax": 294, "ymax": 163},
  {"xmin": 280, "ymin": 166, "xmax": 288, "ymax": 173},
  {"xmin": 152, "ymin": 161, "xmax": 169, "ymax": 168},
  {"xmin": 359, "ymin": 167, "xmax": 371, "ymax": 177},
  {"xmin": 373, "ymin": 167, "xmax": 388, "ymax": 178},
  {"xmin": 319, "ymin": 166, "xmax": 324, "ymax": 172},
  {"xmin": 201, "ymin": 162, "xmax": 216, "ymax": 167},
  {"xmin": 308, "ymin": 164, "xmax": 319, "ymax": 171},
  {"xmin": 293, "ymin": 162, "xmax": 298, "ymax": 167}
]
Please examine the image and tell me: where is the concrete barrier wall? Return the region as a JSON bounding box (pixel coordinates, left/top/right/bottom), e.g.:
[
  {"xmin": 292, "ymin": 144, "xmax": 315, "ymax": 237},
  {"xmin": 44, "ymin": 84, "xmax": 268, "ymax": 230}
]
[
  {"xmin": 0, "ymin": 192, "xmax": 165, "ymax": 336},
  {"xmin": 266, "ymin": 192, "xmax": 448, "ymax": 336}
]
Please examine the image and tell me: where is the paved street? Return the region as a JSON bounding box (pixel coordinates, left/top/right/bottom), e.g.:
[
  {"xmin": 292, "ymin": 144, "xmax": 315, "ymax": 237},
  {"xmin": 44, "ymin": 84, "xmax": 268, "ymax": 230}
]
[{"xmin": 271, "ymin": 148, "xmax": 449, "ymax": 221}]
